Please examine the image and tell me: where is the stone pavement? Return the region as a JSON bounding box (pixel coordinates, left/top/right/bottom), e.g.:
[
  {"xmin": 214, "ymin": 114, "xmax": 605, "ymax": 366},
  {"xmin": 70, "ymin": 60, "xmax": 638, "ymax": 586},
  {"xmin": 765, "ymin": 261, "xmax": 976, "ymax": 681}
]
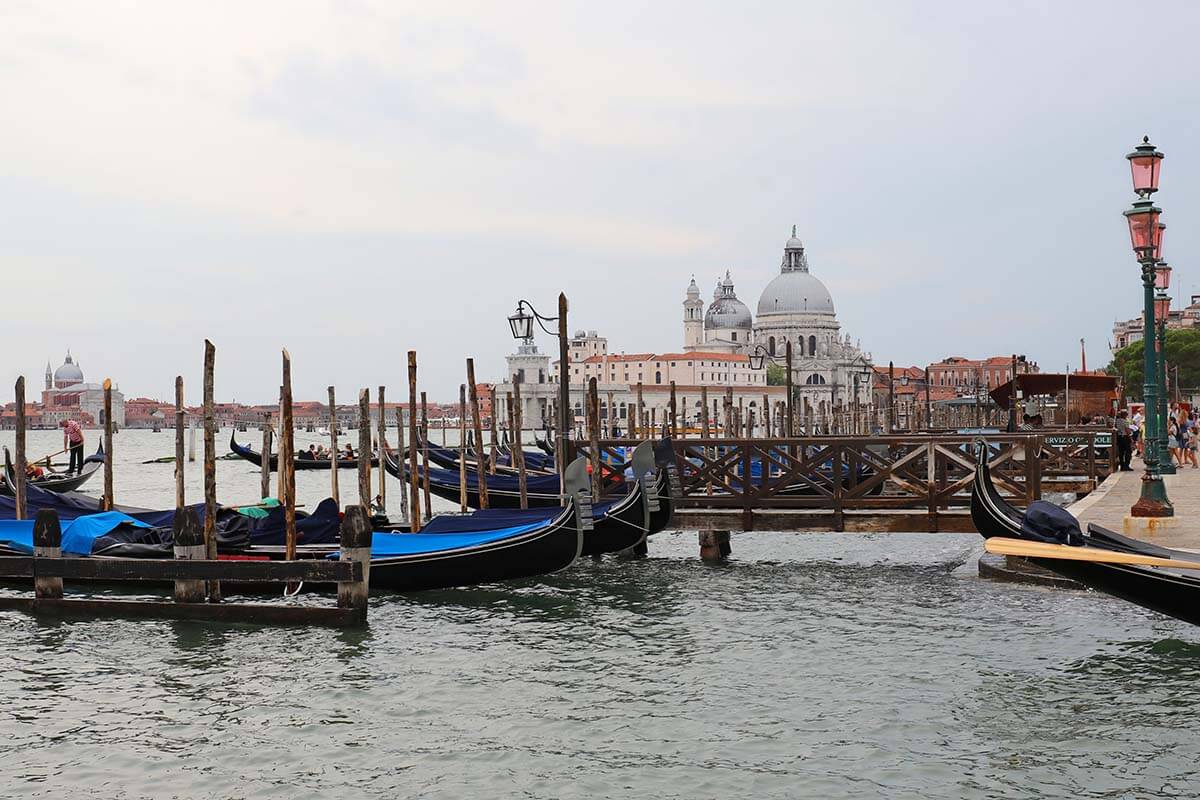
[{"xmin": 1068, "ymin": 455, "xmax": 1200, "ymax": 551}]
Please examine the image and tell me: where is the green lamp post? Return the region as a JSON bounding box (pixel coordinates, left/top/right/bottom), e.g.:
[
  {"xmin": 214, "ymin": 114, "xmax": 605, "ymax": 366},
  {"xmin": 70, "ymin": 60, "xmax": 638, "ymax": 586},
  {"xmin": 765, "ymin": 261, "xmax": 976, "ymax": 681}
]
[
  {"xmin": 1155, "ymin": 264, "xmax": 1174, "ymax": 474},
  {"xmin": 1124, "ymin": 137, "xmax": 1172, "ymax": 517}
]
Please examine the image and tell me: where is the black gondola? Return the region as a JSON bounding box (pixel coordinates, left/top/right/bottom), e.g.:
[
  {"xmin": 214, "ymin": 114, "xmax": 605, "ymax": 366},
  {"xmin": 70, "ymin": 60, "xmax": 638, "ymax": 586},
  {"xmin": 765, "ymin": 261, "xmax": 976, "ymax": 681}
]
[
  {"xmin": 229, "ymin": 433, "xmax": 377, "ymax": 471},
  {"xmin": 971, "ymin": 440, "xmax": 1200, "ymax": 626},
  {"xmin": 1, "ymin": 445, "xmax": 104, "ymax": 496}
]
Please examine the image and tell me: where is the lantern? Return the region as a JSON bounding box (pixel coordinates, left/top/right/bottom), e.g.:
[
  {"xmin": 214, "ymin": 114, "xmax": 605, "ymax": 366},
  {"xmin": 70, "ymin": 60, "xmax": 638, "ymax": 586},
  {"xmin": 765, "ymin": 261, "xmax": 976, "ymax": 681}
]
[
  {"xmin": 507, "ymin": 305, "xmax": 534, "ymax": 341},
  {"xmin": 1153, "ymin": 222, "xmax": 1166, "ymax": 261},
  {"xmin": 1155, "ymin": 294, "xmax": 1171, "ymax": 322},
  {"xmin": 1155, "ymin": 262, "xmax": 1172, "ymax": 290},
  {"xmin": 748, "ymin": 351, "xmax": 766, "ymax": 371},
  {"xmin": 1126, "ymin": 137, "xmax": 1164, "ymax": 195},
  {"xmin": 1124, "ymin": 200, "xmax": 1162, "ymax": 256}
]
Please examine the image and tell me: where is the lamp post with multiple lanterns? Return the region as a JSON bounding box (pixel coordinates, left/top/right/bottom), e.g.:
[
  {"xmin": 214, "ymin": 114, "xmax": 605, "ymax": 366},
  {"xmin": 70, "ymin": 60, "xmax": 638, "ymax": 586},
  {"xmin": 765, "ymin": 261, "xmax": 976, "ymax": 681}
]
[
  {"xmin": 1123, "ymin": 137, "xmax": 1172, "ymax": 516},
  {"xmin": 508, "ymin": 294, "xmax": 571, "ymax": 485},
  {"xmin": 748, "ymin": 341, "xmax": 794, "ymax": 435},
  {"xmin": 1155, "ymin": 264, "xmax": 1174, "ymax": 475}
]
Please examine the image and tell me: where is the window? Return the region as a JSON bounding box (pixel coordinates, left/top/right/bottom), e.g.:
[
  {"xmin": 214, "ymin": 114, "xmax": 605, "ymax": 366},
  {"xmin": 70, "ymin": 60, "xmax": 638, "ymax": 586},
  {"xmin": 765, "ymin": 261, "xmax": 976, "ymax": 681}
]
[
  {"xmin": 655, "ymin": 371, "xmax": 662, "ymax": 384},
  {"xmin": 809, "ymin": 335, "xmax": 817, "ymax": 355},
  {"xmin": 768, "ymin": 336, "xmax": 776, "ymax": 356},
  {"xmin": 732, "ymin": 332, "xmax": 738, "ymax": 341},
  {"xmin": 806, "ymin": 374, "xmax": 827, "ymax": 385},
  {"xmin": 687, "ymin": 361, "xmax": 692, "ymax": 367},
  {"xmin": 797, "ymin": 337, "xmax": 805, "ymax": 356}
]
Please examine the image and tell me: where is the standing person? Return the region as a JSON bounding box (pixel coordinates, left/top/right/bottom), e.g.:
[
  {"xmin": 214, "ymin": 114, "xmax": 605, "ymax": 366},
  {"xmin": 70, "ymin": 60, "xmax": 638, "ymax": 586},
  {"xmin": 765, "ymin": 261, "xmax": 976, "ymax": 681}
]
[
  {"xmin": 1114, "ymin": 411, "xmax": 1133, "ymax": 471},
  {"xmin": 1189, "ymin": 413, "xmax": 1200, "ymax": 468},
  {"xmin": 1131, "ymin": 407, "xmax": 1143, "ymax": 458},
  {"xmin": 1168, "ymin": 416, "xmax": 1182, "ymax": 467},
  {"xmin": 59, "ymin": 418, "xmax": 85, "ymax": 475}
]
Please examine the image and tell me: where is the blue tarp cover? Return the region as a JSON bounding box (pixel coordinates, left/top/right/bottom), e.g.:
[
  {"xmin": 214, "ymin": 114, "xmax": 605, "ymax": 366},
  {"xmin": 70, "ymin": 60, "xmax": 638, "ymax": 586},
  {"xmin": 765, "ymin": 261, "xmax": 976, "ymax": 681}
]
[
  {"xmin": 422, "ymin": 506, "xmax": 561, "ymax": 534},
  {"xmin": 0, "ymin": 511, "xmax": 152, "ymax": 555},
  {"xmin": 327, "ymin": 522, "xmax": 548, "ymax": 559}
]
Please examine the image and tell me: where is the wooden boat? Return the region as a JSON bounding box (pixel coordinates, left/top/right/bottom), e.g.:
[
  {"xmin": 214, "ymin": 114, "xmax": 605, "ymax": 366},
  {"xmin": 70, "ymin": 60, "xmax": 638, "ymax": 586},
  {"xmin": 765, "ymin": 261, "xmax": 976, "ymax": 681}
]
[
  {"xmin": 420, "ymin": 436, "xmax": 556, "ymax": 477},
  {"xmin": 1, "ymin": 445, "xmax": 104, "ymax": 496},
  {"xmin": 971, "ymin": 441, "xmax": 1200, "ymax": 626},
  {"xmin": 229, "ymin": 433, "xmax": 376, "ymax": 471}
]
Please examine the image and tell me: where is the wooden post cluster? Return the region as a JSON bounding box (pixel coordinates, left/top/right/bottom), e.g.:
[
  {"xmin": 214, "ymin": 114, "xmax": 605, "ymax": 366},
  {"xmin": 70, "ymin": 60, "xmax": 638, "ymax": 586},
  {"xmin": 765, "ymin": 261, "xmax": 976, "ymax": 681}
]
[
  {"xmin": 395, "ymin": 406, "xmax": 408, "ymax": 522},
  {"xmin": 587, "ymin": 377, "xmax": 601, "ymax": 499},
  {"xmin": 260, "ymin": 412, "xmax": 272, "ymax": 500}
]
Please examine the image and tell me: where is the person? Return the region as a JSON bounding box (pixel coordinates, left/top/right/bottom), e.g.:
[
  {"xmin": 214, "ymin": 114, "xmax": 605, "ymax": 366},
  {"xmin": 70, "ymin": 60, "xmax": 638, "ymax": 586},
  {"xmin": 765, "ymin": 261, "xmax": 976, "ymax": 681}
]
[
  {"xmin": 298, "ymin": 447, "xmax": 314, "ymax": 461},
  {"xmin": 1114, "ymin": 410, "xmax": 1133, "ymax": 471},
  {"xmin": 307, "ymin": 444, "xmax": 319, "ymax": 460},
  {"xmin": 1018, "ymin": 414, "xmax": 1034, "ymax": 431},
  {"xmin": 314, "ymin": 444, "xmax": 327, "ymax": 460},
  {"xmin": 1168, "ymin": 417, "xmax": 1181, "ymax": 467},
  {"xmin": 1131, "ymin": 408, "xmax": 1143, "ymax": 458},
  {"xmin": 25, "ymin": 462, "xmax": 45, "ymax": 480},
  {"xmin": 59, "ymin": 418, "xmax": 85, "ymax": 475},
  {"xmin": 343, "ymin": 443, "xmax": 355, "ymax": 460}
]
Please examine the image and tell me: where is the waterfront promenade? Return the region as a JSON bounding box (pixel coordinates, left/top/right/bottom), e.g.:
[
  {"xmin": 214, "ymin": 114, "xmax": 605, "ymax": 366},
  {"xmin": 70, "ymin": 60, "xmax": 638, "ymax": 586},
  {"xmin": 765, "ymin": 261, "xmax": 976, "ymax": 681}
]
[{"xmin": 1068, "ymin": 457, "xmax": 1200, "ymax": 551}]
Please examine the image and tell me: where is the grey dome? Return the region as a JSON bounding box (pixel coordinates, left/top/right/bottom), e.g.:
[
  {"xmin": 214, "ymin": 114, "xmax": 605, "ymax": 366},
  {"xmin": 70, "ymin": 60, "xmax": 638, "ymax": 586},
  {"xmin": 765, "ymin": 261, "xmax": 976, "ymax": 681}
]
[
  {"xmin": 706, "ymin": 296, "xmax": 752, "ymax": 329},
  {"xmin": 756, "ymin": 271, "xmax": 835, "ymax": 316},
  {"xmin": 53, "ymin": 353, "xmax": 84, "ymax": 386}
]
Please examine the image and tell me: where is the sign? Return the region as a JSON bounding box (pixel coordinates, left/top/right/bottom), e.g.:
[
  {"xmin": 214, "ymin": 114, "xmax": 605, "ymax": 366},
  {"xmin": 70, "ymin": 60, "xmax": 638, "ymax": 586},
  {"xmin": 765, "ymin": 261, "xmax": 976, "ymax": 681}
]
[{"xmin": 1044, "ymin": 433, "xmax": 1111, "ymax": 448}]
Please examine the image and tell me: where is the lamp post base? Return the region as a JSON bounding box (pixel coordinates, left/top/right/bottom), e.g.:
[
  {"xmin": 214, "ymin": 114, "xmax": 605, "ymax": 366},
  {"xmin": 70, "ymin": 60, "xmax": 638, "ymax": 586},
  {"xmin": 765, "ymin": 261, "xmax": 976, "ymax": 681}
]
[
  {"xmin": 1160, "ymin": 462, "xmax": 1177, "ymax": 475},
  {"xmin": 1130, "ymin": 474, "xmax": 1174, "ymax": 517}
]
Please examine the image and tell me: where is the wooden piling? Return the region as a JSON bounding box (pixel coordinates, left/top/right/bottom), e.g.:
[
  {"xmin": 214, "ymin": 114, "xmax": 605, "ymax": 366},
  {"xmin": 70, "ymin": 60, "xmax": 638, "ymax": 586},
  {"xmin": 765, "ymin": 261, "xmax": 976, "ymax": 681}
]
[
  {"xmin": 762, "ymin": 393, "xmax": 770, "ymax": 439},
  {"xmin": 636, "ymin": 382, "xmax": 644, "ymax": 440},
  {"xmin": 395, "ymin": 407, "xmax": 408, "ymax": 522},
  {"xmin": 337, "ymin": 505, "xmax": 372, "ymax": 624},
  {"xmin": 488, "ymin": 385, "xmax": 500, "ymax": 475},
  {"xmin": 13, "ymin": 377, "xmax": 25, "ymax": 521},
  {"xmin": 458, "ymin": 384, "xmax": 468, "ymax": 513},
  {"xmin": 420, "ymin": 391, "xmax": 432, "ymax": 521},
  {"xmin": 260, "ymin": 413, "xmax": 272, "ymax": 501},
  {"xmin": 377, "ymin": 386, "xmax": 387, "ymax": 511},
  {"xmin": 33, "ymin": 510, "xmax": 63, "ymax": 600},
  {"xmin": 701, "ymin": 386, "xmax": 710, "ymax": 438},
  {"xmin": 188, "ymin": 420, "xmax": 196, "ymax": 462},
  {"xmin": 467, "ymin": 358, "xmax": 489, "ymax": 509},
  {"xmin": 669, "ymin": 381, "xmax": 678, "ymax": 438},
  {"xmin": 512, "ymin": 380, "xmax": 529, "ymax": 509},
  {"xmin": 724, "ymin": 388, "xmax": 734, "ymax": 439},
  {"xmin": 203, "ymin": 340, "xmax": 220, "ymax": 603},
  {"xmin": 174, "ymin": 377, "xmax": 185, "ymax": 508},
  {"xmin": 172, "ymin": 507, "xmax": 206, "ymax": 603},
  {"xmin": 606, "ymin": 391, "xmax": 615, "ymax": 437},
  {"xmin": 587, "ymin": 378, "xmax": 602, "ymax": 498},
  {"xmin": 358, "ymin": 389, "xmax": 371, "ymax": 509},
  {"xmin": 698, "ymin": 529, "xmax": 730, "ymax": 563},
  {"xmin": 785, "ymin": 340, "xmax": 794, "ymax": 436},
  {"xmin": 327, "ymin": 387, "xmax": 339, "ymax": 506},
  {"xmin": 407, "ymin": 352, "xmax": 423, "ymax": 530},
  {"xmin": 282, "ymin": 350, "xmax": 297, "ymax": 562},
  {"xmin": 102, "ymin": 378, "xmax": 114, "ymax": 511}
]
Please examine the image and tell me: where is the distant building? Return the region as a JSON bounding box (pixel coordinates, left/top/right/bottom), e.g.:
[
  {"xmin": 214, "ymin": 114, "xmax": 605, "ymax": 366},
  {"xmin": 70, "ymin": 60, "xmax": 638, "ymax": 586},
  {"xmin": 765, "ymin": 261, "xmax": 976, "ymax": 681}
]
[
  {"xmin": 925, "ymin": 355, "xmax": 1037, "ymax": 393},
  {"xmin": 1112, "ymin": 294, "xmax": 1200, "ymax": 352},
  {"xmin": 40, "ymin": 352, "xmax": 125, "ymax": 427}
]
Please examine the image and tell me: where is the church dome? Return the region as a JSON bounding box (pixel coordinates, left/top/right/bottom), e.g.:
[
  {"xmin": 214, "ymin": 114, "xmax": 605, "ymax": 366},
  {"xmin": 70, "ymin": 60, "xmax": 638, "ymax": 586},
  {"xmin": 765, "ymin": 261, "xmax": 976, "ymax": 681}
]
[
  {"xmin": 705, "ymin": 272, "xmax": 752, "ymax": 329},
  {"xmin": 757, "ymin": 271, "xmax": 835, "ymax": 316},
  {"xmin": 53, "ymin": 352, "xmax": 84, "ymax": 387}
]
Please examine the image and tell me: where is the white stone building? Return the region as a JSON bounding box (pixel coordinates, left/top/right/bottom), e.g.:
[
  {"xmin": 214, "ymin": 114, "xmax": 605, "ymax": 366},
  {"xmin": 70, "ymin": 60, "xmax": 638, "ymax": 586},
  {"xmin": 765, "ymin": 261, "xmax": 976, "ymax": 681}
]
[{"xmin": 41, "ymin": 352, "xmax": 126, "ymax": 427}]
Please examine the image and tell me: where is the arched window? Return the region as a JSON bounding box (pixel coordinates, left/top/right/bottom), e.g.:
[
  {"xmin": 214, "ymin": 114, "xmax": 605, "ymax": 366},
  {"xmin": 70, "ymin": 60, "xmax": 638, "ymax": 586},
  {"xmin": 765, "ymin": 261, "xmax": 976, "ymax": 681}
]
[
  {"xmin": 574, "ymin": 401, "xmax": 583, "ymax": 418},
  {"xmin": 768, "ymin": 336, "xmax": 776, "ymax": 356},
  {"xmin": 797, "ymin": 337, "xmax": 805, "ymax": 356},
  {"xmin": 655, "ymin": 371, "xmax": 662, "ymax": 384},
  {"xmin": 806, "ymin": 373, "xmax": 827, "ymax": 385},
  {"xmin": 809, "ymin": 335, "xmax": 817, "ymax": 355}
]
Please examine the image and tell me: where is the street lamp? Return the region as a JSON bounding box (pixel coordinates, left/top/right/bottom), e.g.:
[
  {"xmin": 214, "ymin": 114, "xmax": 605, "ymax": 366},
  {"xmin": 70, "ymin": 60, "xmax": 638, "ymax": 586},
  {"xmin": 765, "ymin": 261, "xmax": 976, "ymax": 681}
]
[
  {"xmin": 747, "ymin": 342, "xmax": 794, "ymax": 435},
  {"xmin": 887, "ymin": 361, "xmax": 895, "ymax": 434},
  {"xmin": 1123, "ymin": 137, "xmax": 1172, "ymax": 517},
  {"xmin": 507, "ymin": 296, "xmax": 571, "ymax": 485},
  {"xmin": 1156, "ymin": 289, "xmax": 1174, "ymax": 474}
]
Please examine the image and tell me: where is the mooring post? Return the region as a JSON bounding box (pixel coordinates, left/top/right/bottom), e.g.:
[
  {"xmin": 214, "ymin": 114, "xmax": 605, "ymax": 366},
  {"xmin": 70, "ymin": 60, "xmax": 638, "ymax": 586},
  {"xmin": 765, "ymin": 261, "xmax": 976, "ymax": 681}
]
[
  {"xmin": 102, "ymin": 378, "xmax": 114, "ymax": 511},
  {"xmin": 172, "ymin": 506, "xmax": 206, "ymax": 603},
  {"xmin": 188, "ymin": 420, "xmax": 196, "ymax": 463},
  {"xmin": 607, "ymin": 391, "xmax": 615, "ymax": 437},
  {"xmin": 175, "ymin": 377, "xmax": 185, "ymax": 509},
  {"xmin": 488, "ymin": 385, "xmax": 500, "ymax": 475},
  {"xmin": 282, "ymin": 350, "xmax": 297, "ymax": 562},
  {"xmin": 669, "ymin": 381, "xmax": 678, "ymax": 438},
  {"xmin": 13, "ymin": 377, "xmax": 26, "ymax": 521},
  {"xmin": 407, "ymin": 352, "xmax": 423, "ymax": 529},
  {"xmin": 337, "ymin": 505, "xmax": 372, "ymax": 625},
  {"xmin": 467, "ymin": 358, "xmax": 489, "ymax": 509},
  {"xmin": 358, "ymin": 389, "xmax": 372, "ymax": 508},
  {"xmin": 458, "ymin": 384, "xmax": 469, "ymax": 512},
  {"xmin": 33, "ymin": 509, "xmax": 63, "ymax": 600},
  {"xmin": 636, "ymin": 382, "xmax": 644, "ymax": 440},
  {"xmin": 203, "ymin": 340, "xmax": 220, "ymax": 603},
  {"xmin": 420, "ymin": 391, "xmax": 432, "ymax": 521},
  {"xmin": 377, "ymin": 386, "xmax": 387, "ymax": 511},
  {"xmin": 260, "ymin": 413, "xmax": 272, "ymax": 500},
  {"xmin": 587, "ymin": 378, "xmax": 602, "ymax": 499},
  {"xmin": 698, "ymin": 529, "xmax": 730, "ymax": 563},
  {"xmin": 327, "ymin": 388, "xmax": 339, "ymax": 507},
  {"xmin": 512, "ymin": 378, "xmax": 529, "ymax": 509},
  {"xmin": 394, "ymin": 407, "xmax": 408, "ymax": 522}
]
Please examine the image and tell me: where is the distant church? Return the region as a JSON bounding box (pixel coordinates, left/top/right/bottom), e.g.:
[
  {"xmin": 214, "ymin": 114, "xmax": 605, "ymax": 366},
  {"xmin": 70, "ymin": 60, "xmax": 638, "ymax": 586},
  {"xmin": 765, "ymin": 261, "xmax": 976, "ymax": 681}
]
[
  {"xmin": 41, "ymin": 351, "xmax": 125, "ymax": 427},
  {"xmin": 682, "ymin": 228, "xmax": 875, "ymax": 412}
]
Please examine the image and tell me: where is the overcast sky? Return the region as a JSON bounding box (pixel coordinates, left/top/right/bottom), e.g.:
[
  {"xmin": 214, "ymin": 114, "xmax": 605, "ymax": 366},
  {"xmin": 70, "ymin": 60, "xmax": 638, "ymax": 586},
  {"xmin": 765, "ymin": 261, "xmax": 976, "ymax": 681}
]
[{"xmin": 4, "ymin": 1, "xmax": 1199, "ymax": 404}]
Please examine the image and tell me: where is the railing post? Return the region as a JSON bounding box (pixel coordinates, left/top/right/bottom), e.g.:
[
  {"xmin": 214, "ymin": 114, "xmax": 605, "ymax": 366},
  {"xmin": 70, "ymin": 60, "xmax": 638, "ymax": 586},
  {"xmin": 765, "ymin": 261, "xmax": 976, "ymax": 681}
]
[
  {"xmin": 338, "ymin": 505, "xmax": 372, "ymax": 624},
  {"xmin": 741, "ymin": 440, "xmax": 753, "ymax": 531},
  {"xmin": 33, "ymin": 509, "xmax": 63, "ymax": 601},
  {"xmin": 832, "ymin": 442, "xmax": 844, "ymax": 532},
  {"xmin": 1032, "ymin": 435, "xmax": 1043, "ymax": 501},
  {"xmin": 173, "ymin": 506, "xmax": 206, "ymax": 603},
  {"xmin": 927, "ymin": 439, "xmax": 938, "ymax": 531}
]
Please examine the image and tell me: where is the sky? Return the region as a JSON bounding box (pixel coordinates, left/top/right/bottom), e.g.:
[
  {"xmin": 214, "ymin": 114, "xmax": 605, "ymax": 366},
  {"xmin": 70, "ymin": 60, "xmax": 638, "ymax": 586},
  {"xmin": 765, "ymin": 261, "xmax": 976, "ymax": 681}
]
[{"xmin": 4, "ymin": 1, "xmax": 1200, "ymax": 404}]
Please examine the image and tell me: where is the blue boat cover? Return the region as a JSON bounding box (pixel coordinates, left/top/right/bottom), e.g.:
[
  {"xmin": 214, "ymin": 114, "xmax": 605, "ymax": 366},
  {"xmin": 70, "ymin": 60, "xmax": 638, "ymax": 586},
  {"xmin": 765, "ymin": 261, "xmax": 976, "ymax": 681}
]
[
  {"xmin": 422, "ymin": 505, "xmax": 562, "ymax": 533},
  {"xmin": 424, "ymin": 463, "xmax": 562, "ymax": 494},
  {"xmin": 326, "ymin": 522, "xmax": 548, "ymax": 559},
  {"xmin": 0, "ymin": 511, "xmax": 152, "ymax": 556}
]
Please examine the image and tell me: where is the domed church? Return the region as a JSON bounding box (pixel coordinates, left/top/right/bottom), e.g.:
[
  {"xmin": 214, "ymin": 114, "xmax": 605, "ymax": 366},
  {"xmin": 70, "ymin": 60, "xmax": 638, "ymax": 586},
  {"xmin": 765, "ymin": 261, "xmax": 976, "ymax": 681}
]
[{"xmin": 682, "ymin": 227, "xmax": 874, "ymax": 421}]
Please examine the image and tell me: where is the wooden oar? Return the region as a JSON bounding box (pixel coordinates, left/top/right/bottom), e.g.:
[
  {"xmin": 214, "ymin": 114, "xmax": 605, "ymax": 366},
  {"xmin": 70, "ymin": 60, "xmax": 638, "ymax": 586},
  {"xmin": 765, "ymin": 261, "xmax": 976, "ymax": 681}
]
[
  {"xmin": 985, "ymin": 537, "xmax": 1200, "ymax": 571},
  {"xmin": 34, "ymin": 448, "xmax": 69, "ymax": 465}
]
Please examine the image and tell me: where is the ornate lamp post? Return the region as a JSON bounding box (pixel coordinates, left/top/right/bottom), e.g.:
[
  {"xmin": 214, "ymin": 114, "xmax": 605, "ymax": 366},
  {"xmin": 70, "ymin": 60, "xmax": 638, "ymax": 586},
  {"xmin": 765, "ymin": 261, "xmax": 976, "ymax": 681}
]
[
  {"xmin": 924, "ymin": 368, "xmax": 932, "ymax": 431},
  {"xmin": 508, "ymin": 295, "xmax": 571, "ymax": 485},
  {"xmin": 899, "ymin": 371, "xmax": 909, "ymax": 430},
  {"xmin": 887, "ymin": 361, "xmax": 895, "ymax": 433},
  {"xmin": 1155, "ymin": 263, "xmax": 1174, "ymax": 474},
  {"xmin": 1123, "ymin": 137, "xmax": 1171, "ymax": 516},
  {"xmin": 749, "ymin": 342, "xmax": 794, "ymax": 436}
]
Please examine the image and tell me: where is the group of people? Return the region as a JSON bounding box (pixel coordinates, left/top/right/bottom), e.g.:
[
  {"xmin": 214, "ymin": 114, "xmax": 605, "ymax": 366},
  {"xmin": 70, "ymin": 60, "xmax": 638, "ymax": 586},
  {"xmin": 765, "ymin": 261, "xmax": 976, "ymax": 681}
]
[
  {"xmin": 297, "ymin": 443, "xmax": 358, "ymax": 461},
  {"xmin": 1113, "ymin": 405, "xmax": 1198, "ymax": 471}
]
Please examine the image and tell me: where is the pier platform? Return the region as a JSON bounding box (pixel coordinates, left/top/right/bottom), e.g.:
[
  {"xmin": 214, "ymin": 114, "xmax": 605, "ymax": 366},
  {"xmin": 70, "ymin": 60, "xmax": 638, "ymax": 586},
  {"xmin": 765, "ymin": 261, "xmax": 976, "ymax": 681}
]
[{"xmin": 1068, "ymin": 457, "xmax": 1200, "ymax": 551}]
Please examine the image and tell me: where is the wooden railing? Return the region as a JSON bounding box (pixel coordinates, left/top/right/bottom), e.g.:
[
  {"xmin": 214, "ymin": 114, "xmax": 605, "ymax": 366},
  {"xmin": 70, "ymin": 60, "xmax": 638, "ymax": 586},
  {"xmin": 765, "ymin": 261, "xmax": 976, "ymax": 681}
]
[{"xmin": 572, "ymin": 433, "xmax": 1113, "ymax": 516}]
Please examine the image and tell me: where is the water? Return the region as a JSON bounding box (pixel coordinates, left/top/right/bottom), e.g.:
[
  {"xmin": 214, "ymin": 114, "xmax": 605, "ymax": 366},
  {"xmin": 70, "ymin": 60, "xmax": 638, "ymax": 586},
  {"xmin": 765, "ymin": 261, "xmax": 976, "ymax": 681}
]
[{"xmin": 1, "ymin": 431, "xmax": 1199, "ymax": 798}]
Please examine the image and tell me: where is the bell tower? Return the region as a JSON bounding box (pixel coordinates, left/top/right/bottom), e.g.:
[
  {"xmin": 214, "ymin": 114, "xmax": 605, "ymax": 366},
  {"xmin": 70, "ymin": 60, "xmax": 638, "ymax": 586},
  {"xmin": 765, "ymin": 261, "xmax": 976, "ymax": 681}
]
[
  {"xmin": 683, "ymin": 276, "xmax": 704, "ymax": 350},
  {"xmin": 44, "ymin": 361, "xmax": 52, "ymax": 392}
]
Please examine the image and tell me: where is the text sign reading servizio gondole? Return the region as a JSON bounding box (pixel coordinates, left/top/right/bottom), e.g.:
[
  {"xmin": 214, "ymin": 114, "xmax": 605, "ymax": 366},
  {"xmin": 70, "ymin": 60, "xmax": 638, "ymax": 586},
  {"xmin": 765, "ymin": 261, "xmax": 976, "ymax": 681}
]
[{"xmin": 1043, "ymin": 433, "xmax": 1111, "ymax": 448}]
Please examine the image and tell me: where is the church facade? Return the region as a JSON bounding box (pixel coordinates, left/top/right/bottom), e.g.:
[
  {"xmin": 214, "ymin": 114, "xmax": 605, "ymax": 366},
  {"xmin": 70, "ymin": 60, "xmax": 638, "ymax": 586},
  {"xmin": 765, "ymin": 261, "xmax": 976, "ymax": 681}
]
[
  {"xmin": 41, "ymin": 352, "xmax": 126, "ymax": 427},
  {"xmin": 682, "ymin": 228, "xmax": 875, "ymax": 421}
]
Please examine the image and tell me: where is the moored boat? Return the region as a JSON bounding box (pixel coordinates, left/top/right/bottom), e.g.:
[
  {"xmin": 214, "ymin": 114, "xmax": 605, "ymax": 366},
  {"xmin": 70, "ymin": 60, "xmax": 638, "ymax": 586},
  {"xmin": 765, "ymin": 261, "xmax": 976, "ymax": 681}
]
[
  {"xmin": 229, "ymin": 433, "xmax": 377, "ymax": 471},
  {"xmin": 2, "ymin": 445, "xmax": 104, "ymax": 496}
]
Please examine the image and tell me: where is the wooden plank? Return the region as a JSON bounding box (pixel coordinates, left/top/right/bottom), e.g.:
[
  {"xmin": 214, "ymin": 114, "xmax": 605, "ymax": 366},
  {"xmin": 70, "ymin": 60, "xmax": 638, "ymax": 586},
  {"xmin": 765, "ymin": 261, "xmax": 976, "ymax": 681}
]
[
  {"xmin": 0, "ymin": 597, "xmax": 362, "ymax": 627},
  {"xmin": 0, "ymin": 556, "xmax": 360, "ymax": 582}
]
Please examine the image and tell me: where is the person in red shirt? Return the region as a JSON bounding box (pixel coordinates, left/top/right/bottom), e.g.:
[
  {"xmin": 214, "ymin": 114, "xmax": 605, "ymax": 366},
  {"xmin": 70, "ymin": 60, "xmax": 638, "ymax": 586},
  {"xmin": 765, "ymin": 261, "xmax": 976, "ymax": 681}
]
[{"xmin": 60, "ymin": 419, "xmax": 85, "ymax": 475}]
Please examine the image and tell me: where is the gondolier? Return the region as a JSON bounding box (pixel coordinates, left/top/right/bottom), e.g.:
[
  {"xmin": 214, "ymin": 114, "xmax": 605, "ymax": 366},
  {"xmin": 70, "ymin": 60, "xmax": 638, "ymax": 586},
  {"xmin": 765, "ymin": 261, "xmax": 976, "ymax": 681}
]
[{"xmin": 60, "ymin": 418, "xmax": 85, "ymax": 475}]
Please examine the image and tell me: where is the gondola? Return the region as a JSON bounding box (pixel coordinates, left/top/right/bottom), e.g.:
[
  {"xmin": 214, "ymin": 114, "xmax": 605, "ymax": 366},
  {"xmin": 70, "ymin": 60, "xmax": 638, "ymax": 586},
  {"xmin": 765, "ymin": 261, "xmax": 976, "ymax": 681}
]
[
  {"xmin": 229, "ymin": 433, "xmax": 377, "ymax": 471},
  {"xmin": 971, "ymin": 440, "xmax": 1200, "ymax": 626},
  {"xmin": 535, "ymin": 436, "xmax": 555, "ymax": 457},
  {"xmin": 1, "ymin": 445, "xmax": 104, "ymax": 496},
  {"xmin": 418, "ymin": 436, "xmax": 556, "ymax": 477}
]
